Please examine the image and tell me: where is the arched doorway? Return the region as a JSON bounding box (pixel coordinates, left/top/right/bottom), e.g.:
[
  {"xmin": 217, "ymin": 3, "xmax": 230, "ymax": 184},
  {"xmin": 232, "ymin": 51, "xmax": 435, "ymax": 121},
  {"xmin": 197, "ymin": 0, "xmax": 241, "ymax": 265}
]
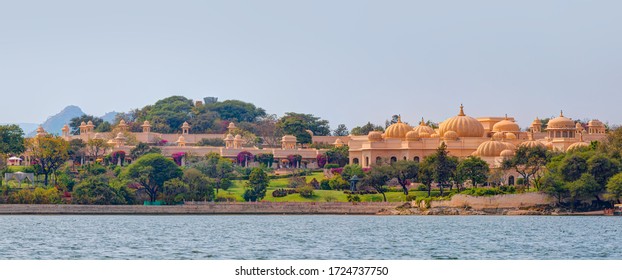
[
  {"xmin": 414, "ymin": 156, "xmax": 420, "ymax": 163},
  {"xmin": 353, "ymin": 158, "xmax": 359, "ymax": 165},
  {"xmin": 508, "ymin": 176, "xmax": 515, "ymax": 186},
  {"xmin": 365, "ymin": 157, "xmax": 369, "ymax": 167},
  {"xmin": 390, "ymin": 156, "xmax": 397, "ymax": 164}
]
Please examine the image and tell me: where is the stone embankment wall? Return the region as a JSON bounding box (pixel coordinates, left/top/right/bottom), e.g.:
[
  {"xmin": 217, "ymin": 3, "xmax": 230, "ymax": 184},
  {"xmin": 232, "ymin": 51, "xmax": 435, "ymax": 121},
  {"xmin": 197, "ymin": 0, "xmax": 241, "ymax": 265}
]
[
  {"xmin": 0, "ymin": 202, "xmax": 402, "ymax": 215},
  {"xmin": 425, "ymin": 193, "xmax": 553, "ymax": 210}
]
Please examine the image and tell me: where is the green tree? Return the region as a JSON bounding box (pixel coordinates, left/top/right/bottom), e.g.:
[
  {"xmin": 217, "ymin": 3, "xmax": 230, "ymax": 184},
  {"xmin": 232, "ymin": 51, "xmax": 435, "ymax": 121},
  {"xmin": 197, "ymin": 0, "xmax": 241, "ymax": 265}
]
[
  {"xmin": 341, "ymin": 164, "xmax": 365, "ymax": 181},
  {"xmin": 277, "ymin": 112, "xmax": 331, "ymax": 144},
  {"xmin": 73, "ymin": 175, "xmax": 127, "ymax": 205},
  {"xmin": 333, "ymin": 124, "xmax": 349, "ymax": 136},
  {"xmin": 559, "ymin": 154, "xmax": 588, "ymax": 182},
  {"xmin": 392, "ymin": 160, "xmax": 419, "ymax": 195},
  {"xmin": 204, "ymin": 99, "xmax": 266, "ymax": 122},
  {"xmin": 328, "ymin": 173, "xmax": 349, "ymax": 190},
  {"xmin": 350, "ymin": 122, "xmax": 384, "ymax": 136},
  {"xmin": 191, "ymin": 153, "xmax": 234, "ymax": 194},
  {"xmin": 325, "ymin": 145, "xmax": 350, "ymax": 167},
  {"xmin": 568, "ymin": 173, "xmax": 600, "ymax": 209},
  {"xmin": 606, "ymin": 173, "xmax": 622, "ymax": 203},
  {"xmin": 456, "ymin": 156, "xmax": 490, "ymax": 189},
  {"xmin": 183, "ymin": 168, "xmax": 215, "ymax": 201},
  {"xmin": 67, "ymin": 139, "xmax": 85, "ymax": 165},
  {"xmin": 162, "ymin": 178, "xmax": 189, "ymax": 204},
  {"xmin": 125, "ymin": 153, "xmax": 183, "ymax": 202},
  {"xmin": 419, "ymin": 156, "xmax": 436, "ymax": 197},
  {"xmin": 587, "ymin": 154, "xmax": 620, "ymax": 187},
  {"xmin": 502, "ymin": 145, "xmax": 550, "ymax": 189},
  {"xmin": 432, "ymin": 142, "xmax": 457, "ymax": 195},
  {"xmin": 363, "ymin": 165, "xmax": 392, "ymax": 202},
  {"xmin": 130, "ymin": 142, "xmax": 162, "ymax": 160},
  {"xmin": 244, "ymin": 167, "xmax": 269, "ymax": 202},
  {"xmin": 85, "ymin": 138, "xmax": 110, "ymax": 162},
  {"xmin": 26, "ymin": 135, "xmax": 69, "ymax": 186},
  {"xmin": 140, "ymin": 96, "xmax": 194, "ymax": 133},
  {"xmin": 541, "ymin": 173, "xmax": 568, "ymax": 204},
  {"xmin": 0, "ymin": 124, "xmax": 25, "ymax": 155}
]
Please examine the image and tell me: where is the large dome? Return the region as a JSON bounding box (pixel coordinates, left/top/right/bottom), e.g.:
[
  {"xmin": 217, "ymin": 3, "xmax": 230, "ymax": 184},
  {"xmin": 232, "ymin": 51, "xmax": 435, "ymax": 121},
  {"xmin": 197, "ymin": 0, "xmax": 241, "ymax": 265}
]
[
  {"xmin": 368, "ymin": 131, "xmax": 383, "ymax": 142},
  {"xmin": 520, "ymin": 140, "xmax": 545, "ymax": 149},
  {"xmin": 474, "ymin": 139, "xmax": 507, "ymax": 157},
  {"xmin": 439, "ymin": 105, "xmax": 485, "ymax": 138},
  {"xmin": 567, "ymin": 141, "xmax": 589, "ymax": 152},
  {"xmin": 412, "ymin": 118, "xmax": 436, "ymax": 135},
  {"xmin": 384, "ymin": 117, "xmax": 413, "ymax": 139},
  {"xmin": 547, "ymin": 111, "xmax": 575, "ymax": 130},
  {"xmin": 492, "ymin": 116, "xmax": 520, "ymax": 132}
]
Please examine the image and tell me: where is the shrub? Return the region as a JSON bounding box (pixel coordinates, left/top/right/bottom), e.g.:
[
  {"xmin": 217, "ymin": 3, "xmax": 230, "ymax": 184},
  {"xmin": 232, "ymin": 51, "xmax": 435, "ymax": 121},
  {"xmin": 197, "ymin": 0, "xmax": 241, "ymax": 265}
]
[
  {"xmin": 324, "ymin": 163, "xmax": 339, "ymax": 169},
  {"xmin": 272, "ymin": 188, "xmax": 297, "ymax": 197},
  {"xmin": 417, "ymin": 185, "xmax": 428, "ymax": 191},
  {"xmin": 329, "ymin": 174, "xmax": 349, "ymax": 190},
  {"xmin": 320, "ymin": 179, "xmax": 331, "ymax": 190},
  {"xmin": 215, "ymin": 194, "xmax": 238, "ymax": 202},
  {"xmin": 288, "ymin": 176, "xmax": 307, "ymax": 189},
  {"xmin": 347, "ymin": 194, "xmax": 361, "ymax": 202},
  {"xmin": 460, "ymin": 187, "xmax": 504, "ymax": 196},
  {"xmin": 405, "ymin": 194, "xmax": 417, "ymax": 201},
  {"xmin": 297, "ymin": 186, "xmax": 315, "ymax": 198},
  {"xmin": 309, "ymin": 178, "xmax": 320, "ymax": 189}
]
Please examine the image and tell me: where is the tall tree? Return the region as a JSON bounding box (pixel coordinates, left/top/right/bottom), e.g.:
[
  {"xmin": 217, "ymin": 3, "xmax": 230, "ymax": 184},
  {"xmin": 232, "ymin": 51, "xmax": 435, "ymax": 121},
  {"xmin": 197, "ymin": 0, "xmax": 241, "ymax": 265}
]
[
  {"xmin": 333, "ymin": 124, "xmax": 349, "ymax": 136},
  {"xmin": 277, "ymin": 112, "xmax": 331, "ymax": 144},
  {"xmin": 419, "ymin": 156, "xmax": 436, "ymax": 197},
  {"xmin": 244, "ymin": 167, "xmax": 269, "ymax": 202},
  {"xmin": 191, "ymin": 153, "xmax": 234, "ymax": 194},
  {"xmin": 25, "ymin": 135, "xmax": 69, "ymax": 185},
  {"xmin": 432, "ymin": 142, "xmax": 457, "ymax": 195},
  {"xmin": 85, "ymin": 139, "xmax": 110, "ymax": 162},
  {"xmin": 141, "ymin": 96, "xmax": 194, "ymax": 133},
  {"xmin": 254, "ymin": 114, "xmax": 283, "ymax": 148},
  {"xmin": 363, "ymin": 165, "xmax": 392, "ymax": 202},
  {"xmin": 0, "ymin": 124, "xmax": 25, "ymax": 155},
  {"xmin": 204, "ymin": 99, "xmax": 266, "ymax": 122},
  {"xmin": 587, "ymin": 153, "xmax": 620, "ymax": 187},
  {"xmin": 501, "ymin": 145, "xmax": 550, "ymax": 189},
  {"xmin": 456, "ymin": 156, "xmax": 489, "ymax": 189},
  {"xmin": 125, "ymin": 153, "xmax": 183, "ymax": 202},
  {"xmin": 606, "ymin": 173, "xmax": 622, "ymax": 203},
  {"xmin": 392, "ymin": 160, "xmax": 419, "ymax": 195},
  {"xmin": 325, "ymin": 146, "xmax": 350, "ymax": 167},
  {"xmin": 350, "ymin": 122, "xmax": 384, "ymax": 136}
]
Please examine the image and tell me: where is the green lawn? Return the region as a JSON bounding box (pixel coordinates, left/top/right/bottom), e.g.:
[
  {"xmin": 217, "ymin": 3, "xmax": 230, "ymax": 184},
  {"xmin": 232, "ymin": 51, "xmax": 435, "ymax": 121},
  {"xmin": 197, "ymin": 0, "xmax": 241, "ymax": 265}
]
[{"xmin": 217, "ymin": 171, "xmax": 443, "ymax": 202}]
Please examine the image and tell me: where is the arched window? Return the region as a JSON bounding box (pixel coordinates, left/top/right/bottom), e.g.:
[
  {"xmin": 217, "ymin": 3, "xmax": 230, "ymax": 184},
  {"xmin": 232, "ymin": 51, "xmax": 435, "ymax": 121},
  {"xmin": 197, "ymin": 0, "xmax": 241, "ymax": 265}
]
[
  {"xmin": 508, "ymin": 176, "xmax": 515, "ymax": 186},
  {"xmin": 353, "ymin": 158, "xmax": 359, "ymax": 165},
  {"xmin": 403, "ymin": 156, "xmax": 407, "ymax": 161},
  {"xmin": 376, "ymin": 157, "xmax": 383, "ymax": 165},
  {"xmin": 390, "ymin": 156, "xmax": 397, "ymax": 163},
  {"xmin": 414, "ymin": 156, "xmax": 420, "ymax": 163},
  {"xmin": 365, "ymin": 157, "xmax": 370, "ymax": 167}
]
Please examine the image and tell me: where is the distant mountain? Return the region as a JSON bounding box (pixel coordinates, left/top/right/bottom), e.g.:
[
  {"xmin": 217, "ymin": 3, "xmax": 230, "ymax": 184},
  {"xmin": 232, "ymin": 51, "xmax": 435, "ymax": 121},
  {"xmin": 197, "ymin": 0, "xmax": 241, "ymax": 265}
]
[
  {"xmin": 0, "ymin": 123, "xmax": 39, "ymax": 135},
  {"xmin": 100, "ymin": 111, "xmax": 119, "ymax": 123},
  {"xmin": 27, "ymin": 105, "xmax": 85, "ymax": 137}
]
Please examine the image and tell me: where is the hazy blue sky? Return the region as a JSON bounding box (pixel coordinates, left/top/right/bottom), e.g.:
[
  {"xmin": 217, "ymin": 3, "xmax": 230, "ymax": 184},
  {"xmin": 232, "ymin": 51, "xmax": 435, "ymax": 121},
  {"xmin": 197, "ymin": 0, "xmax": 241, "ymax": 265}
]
[{"xmin": 1, "ymin": 0, "xmax": 621, "ymax": 130}]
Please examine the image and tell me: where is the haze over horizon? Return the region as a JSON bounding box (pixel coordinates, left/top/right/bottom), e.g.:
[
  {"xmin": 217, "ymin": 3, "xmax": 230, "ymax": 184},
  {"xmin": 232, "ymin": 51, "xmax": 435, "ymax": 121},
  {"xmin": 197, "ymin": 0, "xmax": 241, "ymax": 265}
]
[{"xmin": 1, "ymin": 0, "xmax": 621, "ymax": 130}]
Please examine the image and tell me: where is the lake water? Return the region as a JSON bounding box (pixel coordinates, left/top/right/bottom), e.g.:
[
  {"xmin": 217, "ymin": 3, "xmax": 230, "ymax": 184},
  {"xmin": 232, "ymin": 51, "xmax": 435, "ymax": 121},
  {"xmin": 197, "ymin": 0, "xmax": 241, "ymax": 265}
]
[{"xmin": 0, "ymin": 215, "xmax": 620, "ymax": 260}]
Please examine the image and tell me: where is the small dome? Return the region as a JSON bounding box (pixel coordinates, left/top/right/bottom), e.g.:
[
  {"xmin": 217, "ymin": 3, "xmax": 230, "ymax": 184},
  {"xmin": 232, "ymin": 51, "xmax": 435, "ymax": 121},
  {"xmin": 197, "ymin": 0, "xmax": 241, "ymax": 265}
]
[
  {"xmin": 492, "ymin": 132, "xmax": 505, "ymax": 140},
  {"xmin": 87, "ymin": 121, "xmax": 94, "ymax": 126},
  {"xmin": 419, "ymin": 132, "xmax": 431, "ymax": 138},
  {"xmin": 182, "ymin": 121, "xmax": 190, "ymax": 128},
  {"xmin": 547, "ymin": 111, "xmax": 575, "ymax": 130},
  {"xmin": 62, "ymin": 124, "xmax": 69, "ymax": 132},
  {"xmin": 405, "ymin": 131, "xmax": 420, "ymax": 141},
  {"xmin": 505, "ymin": 132, "xmax": 517, "ymax": 140},
  {"xmin": 532, "ymin": 118, "xmax": 542, "ymax": 125},
  {"xmin": 142, "ymin": 121, "xmax": 151, "ymax": 126},
  {"xmin": 36, "ymin": 126, "xmax": 45, "ymax": 133},
  {"xmin": 282, "ymin": 135, "xmax": 297, "ymax": 141},
  {"xmin": 227, "ymin": 122, "xmax": 236, "ymax": 129},
  {"xmin": 474, "ymin": 140, "xmax": 508, "ymax": 157},
  {"xmin": 588, "ymin": 119, "xmax": 604, "ymax": 127},
  {"xmin": 224, "ymin": 134, "xmax": 234, "ymax": 141},
  {"xmin": 234, "ymin": 134, "xmax": 242, "ymax": 140},
  {"xmin": 384, "ymin": 117, "xmax": 413, "ymax": 139},
  {"xmin": 80, "ymin": 121, "xmax": 87, "ymax": 126},
  {"xmin": 439, "ymin": 105, "xmax": 485, "ymax": 138},
  {"xmin": 492, "ymin": 116, "xmax": 520, "ymax": 132},
  {"xmin": 503, "ymin": 142, "xmax": 517, "ymax": 151},
  {"xmin": 115, "ymin": 132, "xmax": 126, "ymax": 139},
  {"xmin": 334, "ymin": 138, "xmax": 344, "ymax": 145},
  {"xmin": 412, "ymin": 118, "xmax": 436, "ymax": 135},
  {"xmin": 443, "ymin": 130, "xmax": 458, "ymax": 140},
  {"xmin": 430, "ymin": 133, "xmax": 440, "ymax": 138},
  {"xmin": 177, "ymin": 135, "xmax": 186, "ymax": 143},
  {"xmin": 500, "ymin": 149, "xmax": 515, "ymax": 157},
  {"xmin": 119, "ymin": 119, "xmax": 126, "ymax": 125},
  {"xmin": 520, "ymin": 140, "xmax": 546, "ymax": 149},
  {"xmin": 368, "ymin": 131, "xmax": 383, "ymax": 142},
  {"xmin": 567, "ymin": 141, "xmax": 589, "ymax": 152}
]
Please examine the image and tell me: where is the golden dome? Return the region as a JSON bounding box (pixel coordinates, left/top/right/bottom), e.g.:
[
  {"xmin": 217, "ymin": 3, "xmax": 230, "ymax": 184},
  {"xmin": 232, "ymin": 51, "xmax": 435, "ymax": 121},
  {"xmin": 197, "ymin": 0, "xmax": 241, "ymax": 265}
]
[
  {"xmin": 182, "ymin": 122, "xmax": 190, "ymax": 129},
  {"xmin": 224, "ymin": 134, "xmax": 234, "ymax": 141},
  {"xmin": 405, "ymin": 131, "xmax": 420, "ymax": 141},
  {"xmin": 492, "ymin": 116, "xmax": 520, "ymax": 132},
  {"xmin": 115, "ymin": 132, "xmax": 126, "ymax": 140},
  {"xmin": 177, "ymin": 135, "xmax": 186, "ymax": 143},
  {"xmin": 282, "ymin": 135, "xmax": 297, "ymax": 142},
  {"xmin": 87, "ymin": 121, "xmax": 94, "ymax": 126},
  {"xmin": 443, "ymin": 130, "xmax": 458, "ymax": 140},
  {"xmin": 504, "ymin": 142, "xmax": 517, "ymax": 150},
  {"xmin": 500, "ymin": 149, "xmax": 515, "ymax": 157},
  {"xmin": 492, "ymin": 132, "xmax": 505, "ymax": 140},
  {"xmin": 384, "ymin": 117, "xmax": 413, "ymax": 139},
  {"xmin": 547, "ymin": 111, "xmax": 575, "ymax": 130},
  {"xmin": 80, "ymin": 121, "xmax": 87, "ymax": 126},
  {"xmin": 474, "ymin": 139, "xmax": 507, "ymax": 157},
  {"xmin": 520, "ymin": 140, "xmax": 545, "ymax": 149},
  {"xmin": 439, "ymin": 105, "xmax": 485, "ymax": 137},
  {"xmin": 567, "ymin": 141, "xmax": 589, "ymax": 152},
  {"xmin": 505, "ymin": 132, "xmax": 517, "ymax": 140},
  {"xmin": 419, "ymin": 132, "xmax": 431, "ymax": 138},
  {"xmin": 368, "ymin": 131, "xmax": 383, "ymax": 142},
  {"xmin": 234, "ymin": 134, "xmax": 242, "ymax": 140},
  {"xmin": 142, "ymin": 121, "xmax": 151, "ymax": 126},
  {"xmin": 532, "ymin": 118, "xmax": 542, "ymax": 125},
  {"xmin": 430, "ymin": 133, "xmax": 440, "ymax": 138},
  {"xmin": 412, "ymin": 118, "xmax": 436, "ymax": 135},
  {"xmin": 588, "ymin": 119, "xmax": 604, "ymax": 127}
]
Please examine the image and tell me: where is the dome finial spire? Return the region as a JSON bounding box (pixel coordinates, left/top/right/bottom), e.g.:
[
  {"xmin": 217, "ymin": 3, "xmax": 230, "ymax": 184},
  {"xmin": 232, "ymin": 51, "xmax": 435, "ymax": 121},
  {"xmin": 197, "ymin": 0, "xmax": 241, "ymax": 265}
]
[
  {"xmin": 505, "ymin": 114, "xmax": 508, "ymax": 120},
  {"xmin": 560, "ymin": 110, "xmax": 564, "ymax": 117},
  {"xmin": 458, "ymin": 104, "xmax": 465, "ymax": 116},
  {"xmin": 420, "ymin": 117, "xmax": 425, "ymax": 126},
  {"xmin": 397, "ymin": 115, "xmax": 402, "ymax": 123}
]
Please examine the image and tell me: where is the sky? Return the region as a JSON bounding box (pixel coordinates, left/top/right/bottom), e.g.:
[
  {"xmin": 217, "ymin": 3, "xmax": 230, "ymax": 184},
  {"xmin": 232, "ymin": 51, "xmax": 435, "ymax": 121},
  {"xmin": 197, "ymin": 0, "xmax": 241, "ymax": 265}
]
[{"xmin": 1, "ymin": 0, "xmax": 621, "ymax": 131}]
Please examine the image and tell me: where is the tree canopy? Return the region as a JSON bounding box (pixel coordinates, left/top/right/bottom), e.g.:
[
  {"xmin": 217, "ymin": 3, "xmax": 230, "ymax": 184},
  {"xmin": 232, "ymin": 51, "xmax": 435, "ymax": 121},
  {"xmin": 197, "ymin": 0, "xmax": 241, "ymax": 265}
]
[
  {"xmin": 125, "ymin": 153, "xmax": 183, "ymax": 202},
  {"xmin": 0, "ymin": 124, "xmax": 25, "ymax": 155}
]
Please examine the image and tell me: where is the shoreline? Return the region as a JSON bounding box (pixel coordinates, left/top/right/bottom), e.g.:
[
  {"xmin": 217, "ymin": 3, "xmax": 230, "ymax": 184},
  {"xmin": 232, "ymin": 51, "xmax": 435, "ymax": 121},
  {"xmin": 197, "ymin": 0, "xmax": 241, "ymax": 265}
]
[{"xmin": 0, "ymin": 203, "xmax": 606, "ymax": 216}]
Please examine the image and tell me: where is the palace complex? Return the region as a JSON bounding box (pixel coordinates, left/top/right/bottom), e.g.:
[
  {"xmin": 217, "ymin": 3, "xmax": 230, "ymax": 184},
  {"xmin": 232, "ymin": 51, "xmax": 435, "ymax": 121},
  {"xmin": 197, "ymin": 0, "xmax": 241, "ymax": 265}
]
[{"xmin": 22, "ymin": 104, "xmax": 607, "ymax": 184}]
